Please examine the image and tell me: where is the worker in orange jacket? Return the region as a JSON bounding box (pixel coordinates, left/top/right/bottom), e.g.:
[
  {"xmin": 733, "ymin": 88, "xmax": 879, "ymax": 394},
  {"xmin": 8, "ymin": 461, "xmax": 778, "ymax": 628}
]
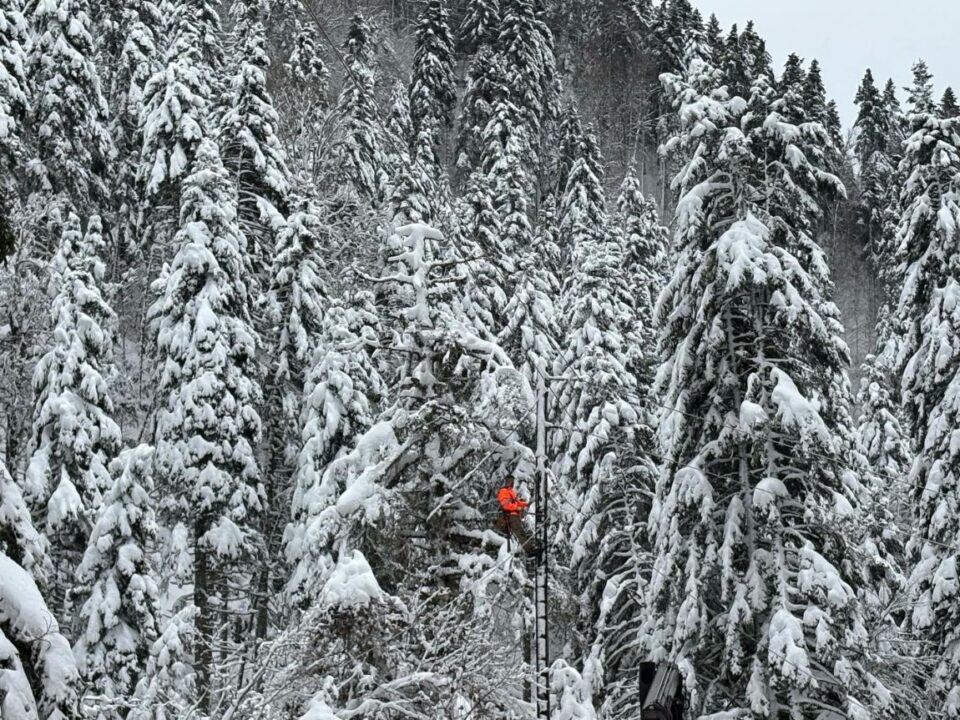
[{"xmin": 496, "ymin": 474, "xmax": 533, "ymax": 553}]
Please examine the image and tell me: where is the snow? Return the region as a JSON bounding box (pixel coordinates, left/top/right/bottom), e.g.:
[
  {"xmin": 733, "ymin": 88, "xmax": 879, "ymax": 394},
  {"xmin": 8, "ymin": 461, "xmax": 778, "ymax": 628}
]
[
  {"xmin": 300, "ymin": 695, "xmax": 343, "ymax": 720},
  {"xmin": 319, "ymin": 550, "xmax": 384, "ymax": 610},
  {"xmin": 752, "ymin": 477, "xmax": 788, "ymax": 509},
  {"xmin": 769, "ymin": 368, "xmax": 829, "ymax": 441}
]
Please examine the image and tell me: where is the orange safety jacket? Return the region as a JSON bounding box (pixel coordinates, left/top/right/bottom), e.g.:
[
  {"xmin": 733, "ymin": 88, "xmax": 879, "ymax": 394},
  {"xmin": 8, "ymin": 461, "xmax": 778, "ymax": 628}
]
[{"xmin": 497, "ymin": 486, "xmax": 527, "ymax": 515}]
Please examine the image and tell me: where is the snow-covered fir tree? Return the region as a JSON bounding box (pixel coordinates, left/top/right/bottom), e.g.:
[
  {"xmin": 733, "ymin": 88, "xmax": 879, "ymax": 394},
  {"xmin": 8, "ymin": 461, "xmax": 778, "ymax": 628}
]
[
  {"xmin": 73, "ymin": 445, "xmax": 160, "ymax": 717},
  {"xmin": 26, "ymin": 214, "xmax": 120, "ymax": 606},
  {"xmin": 326, "ymin": 12, "xmax": 390, "ymax": 209},
  {"xmin": 284, "ymin": 290, "xmax": 384, "ymax": 606},
  {"xmin": 149, "ymin": 138, "xmax": 264, "ymax": 712},
  {"xmin": 645, "ymin": 54, "xmax": 892, "ymax": 718},
  {"xmin": 550, "ymin": 127, "xmax": 656, "ymax": 712},
  {"xmin": 409, "ymin": 0, "xmax": 456, "ymax": 136},
  {"xmin": 26, "ymin": 0, "xmax": 113, "ymax": 222},
  {"xmin": 219, "ymin": 0, "xmax": 291, "ymax": 281},
  {"xmin": 0, "ymin": 0, "xmax": 29, "ymax": 259},
  {"xmin": 137, "ymin": 0, "xmax": 218, "ymax": 250},
  {"xmin": 0, "ymin": 452, "xmax": 48, "ymax": 581},
  {"xmin": 894, "ymin": 81, "xmax": 960, "ymax": 715},
  {"xmin": 100, "ymin": 0, "xmax": 163, "ymax": 253},
  {"xmin": 0, "ymin": 549, "xmax": 81, "ymax": 720},
  {"xmin": 460, "ymin": 0, "xmax": 499, "ymax": 53}
]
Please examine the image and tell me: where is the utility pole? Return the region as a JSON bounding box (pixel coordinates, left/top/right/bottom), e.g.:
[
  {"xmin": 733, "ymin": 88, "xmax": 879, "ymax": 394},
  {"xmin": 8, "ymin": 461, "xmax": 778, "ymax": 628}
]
[{"xmin": 534, "ymin": 373, "xmax": 550, "ymax": 720}]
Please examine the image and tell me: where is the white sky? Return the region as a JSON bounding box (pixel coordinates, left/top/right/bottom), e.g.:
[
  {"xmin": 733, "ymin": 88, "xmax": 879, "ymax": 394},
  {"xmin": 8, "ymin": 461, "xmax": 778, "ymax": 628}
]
[{"xmin": 690, "ymin": 0, "xmax": 960, "ymax": 128}]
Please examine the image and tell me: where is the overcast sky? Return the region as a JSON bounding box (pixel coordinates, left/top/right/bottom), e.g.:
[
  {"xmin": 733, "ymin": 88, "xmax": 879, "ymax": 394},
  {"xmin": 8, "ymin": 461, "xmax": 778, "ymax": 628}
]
[{"xmin": 690, "ymin": 0, "xmax": 960, "ymax": 128}]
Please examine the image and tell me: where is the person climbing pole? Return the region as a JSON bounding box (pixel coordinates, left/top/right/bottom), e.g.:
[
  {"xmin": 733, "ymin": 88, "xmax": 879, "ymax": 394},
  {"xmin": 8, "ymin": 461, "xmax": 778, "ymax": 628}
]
[{"xmin": 496, "ymin": 474, "xmax": 533, "ymax": 554}]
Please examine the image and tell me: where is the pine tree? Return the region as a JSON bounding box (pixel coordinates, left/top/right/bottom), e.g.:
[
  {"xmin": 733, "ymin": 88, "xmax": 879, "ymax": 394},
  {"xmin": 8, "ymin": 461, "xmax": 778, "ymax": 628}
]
[
  {"xmin": 26, "ymin": 0, "xmax": 113, "ymax": 214},
  {"xmin": 855, "ymin": 69, "xmax": 900, "ymax": 273},
  {"xmin": 150, "ymin": 138, "xmax": 264, "ymax": 710},
  {"xmin": 73, "ymin": 445, "xmax": 160, "ymax": 715},
  {"xmin": 26, "ymin": 214, "xmax": 120, "ymax": 606},
  {"xmin": 459, "ymin": 0, "xmax": 499, "ymax": 53},
  {"xmin": 645, "ymin": 55, "xmax": 892, "ymax": 718},
  {"xmin": 219, "ymin": 0, "xmax": 291, "ymax": 280},
  {"xmin": 409, "ymin": 0, "xmax": 456, "ymax": 136},
  {"xmin": 0, "ymin": 551, "xmax": 81, "ymax": 720},
  {"xmin": 284, "ymin": 291, "xmax": 384, "ymax": 605},
  {"xmin": 0, "ymin": 0, "xmax": 29, "ymax": 259},
  {"xmin": 0, "ymin": 453, "xmax": 48, "ymax": 581},
  {"xmin": 455, "ymin": 45, "xmax": 498, "ymax": 180},
  {"xmin": 106, "ymin": 0, "xmax": 163, "ymax": 253},
  {"xmin": 941, "ymin": 87, "xmax": 960, "ymax": 119},
  {"xmin": 138, "ymin": 0, "xmax": 217, "ymax": 249},
  {"xmin": 498, "ymin": 0, "xmax": 551, "ymax": 152},
  {"xmin": 327, "ymin": 13, "xmax": 390, "ymax": 208},
  {"xmin": 893, "ymin": 93, "xmax": 960, "ymax": 715},
  {"xmin": 905, "ymin": 60, "xmax": 935, "ymax": 115}
]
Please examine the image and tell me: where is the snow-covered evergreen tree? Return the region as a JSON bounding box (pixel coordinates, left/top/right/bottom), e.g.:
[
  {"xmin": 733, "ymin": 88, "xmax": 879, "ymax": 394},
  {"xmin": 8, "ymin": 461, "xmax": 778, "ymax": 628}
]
[
  {"xmin": 0, "ymin": 551, "xmax": 81, "ymax": 720},
  {"xmin": 551, "ymin": 130, "xmax": 656, "ymax": 709},
  {"xmin": 409, "ymin": 0, "xmax": 456, "ymax": 136},
  {"xmin": 942, "ymin": 87, "xmax": 960, "ymax": 119},
  {"xmin": 906, "ymin": 60, "xmax": 935, "ymax": 115},
  {"xmin": 0, "ymin": 0, "xmax": 29, "ymax": 258},
  {"xmin": 615, "ymin": 165, "xmax": 668, "ymax": 354},
  {"xmin": 150, "ymin": 138, "xmax": 264, "ymax": 711},
  {"xmin": 26, "ymin": 0, "xmax": 113, "ymax": 216},
  {"xmin": 284, "ymin": 291, "xmax": 384, "ymax": 606},
  {"xmin": 0, "ymin": 453, "xmax": 48, "ymax": 581},
  {"xmin": 498, "ymin": 0, "xmax": 555, "ymax": 156},
  {"xmin": 26, "ymin": 214, "xmax": 120, "ymax": 604},
  {"xmin": 460, "ymin": 0, "xmax": 499, "ymax": 53},
  {"xmin": 219, "ymin": 0, "xmax": 291, "ymax": 280},
  {"xmin": 73, "ymin": 444, "xmax": 160, "ymax": 716},
  {"xmin": 137, "ymin": 0, "xmax": 217, "ymax": 249},
  {"xmin": 101, "ymin": 0, "xmax": 163, "ymax": 253},
  {"xmin": 326, "ymin": 13, "xmax": 390, "ymax": 209},
  {"xmin": 645, "ymin": 55, "xmax": 892, "ymax": 718},
  {"xmin": 894, "ymin": 89, "xmax": 960, "ymax": 715}
]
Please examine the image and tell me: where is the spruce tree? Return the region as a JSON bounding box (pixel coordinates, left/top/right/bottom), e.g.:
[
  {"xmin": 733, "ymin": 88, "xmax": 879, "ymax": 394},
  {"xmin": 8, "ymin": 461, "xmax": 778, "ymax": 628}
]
[
  {"xmin": 73, "ymin": 445, "xmax": 160, "ymax": 715},
  {"xmin": 106, "ymin": 0, "xmax": 163, "ymax": 253},
  {"xmin": 327, "ymin": 13, "xmax": 390, "ymax": 208},
  {"xmin": 138, "ymin": 0, "xmax": 217, "ymax": 249},
  {"xmin": 219, "ymin": 0, "xmax": 291, "ymax": 280},
  {"xmin": 645, "ymin": 55, "xmax": 892, "ymax": 718},
  {"xmin": 905, "ymin": 60, "xmax": 935, "ymax": 115},
  {"xmin": 459, "ymin": 0, "xmax": 499, "ymax": 53},
  {"xmin": 552, "ymin": 132, "xmax": 657, "ymax": 716},
  {"xmin": 0, "ymin": 453, "xmax": 48, "ymax": 581},
  {"xmin": 409, "ymin": 0, "xmax": 456, "ymax": 135},
  {"xmin": 941, "ymin": 87, "xmax": 960, "ymax": 119},
  {"xmin": 150, "ymin": 139, "xmax": 264, "ymax": 710},
  {"xmin": 455, "ymin": 45, "xmax": 498, "ymax": 180},
  {"xmin": 893, "ymin": 91, "xmax": 960, "ymax": 716},
  {"xmin": 26, "ymin": 214, "xmax": 120, "ymax": 607},
  {"xmin": 0, "ymin": 0, "xmax": 29, "ymax": 259},
  {"xmin": 498, "ymin": 0, "xmax": 551, "ymax": 152},
  {"xmin": 284, "ymin": 291, "xmax": 384, "ymax": 606},
  {"xmin": 26, "ymin": 0, "xmax": 113, "ymax": 215},
  {"xmin": 0, "ymin": 551, "xmax": 81, "ymax": 720}
]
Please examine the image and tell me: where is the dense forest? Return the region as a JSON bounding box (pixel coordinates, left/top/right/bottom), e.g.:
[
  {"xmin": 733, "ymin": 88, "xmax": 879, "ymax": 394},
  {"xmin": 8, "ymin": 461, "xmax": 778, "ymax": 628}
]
[{"xmin": 1, "ymin": 0, "xmax": 960, "ymax": 718}]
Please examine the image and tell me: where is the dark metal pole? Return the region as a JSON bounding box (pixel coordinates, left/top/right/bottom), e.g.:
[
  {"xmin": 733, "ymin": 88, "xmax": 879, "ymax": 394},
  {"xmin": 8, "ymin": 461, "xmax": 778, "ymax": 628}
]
[{"xmin": 535, "ymin": 374, "xmax": 550, "ymax": 720}]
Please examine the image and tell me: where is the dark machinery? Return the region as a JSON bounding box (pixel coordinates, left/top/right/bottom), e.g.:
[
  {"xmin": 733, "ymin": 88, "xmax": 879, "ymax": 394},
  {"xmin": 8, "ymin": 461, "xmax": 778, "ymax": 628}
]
[{"xmin": 639, "ymin": 662, "xmax": 684, "ymax": 720}]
